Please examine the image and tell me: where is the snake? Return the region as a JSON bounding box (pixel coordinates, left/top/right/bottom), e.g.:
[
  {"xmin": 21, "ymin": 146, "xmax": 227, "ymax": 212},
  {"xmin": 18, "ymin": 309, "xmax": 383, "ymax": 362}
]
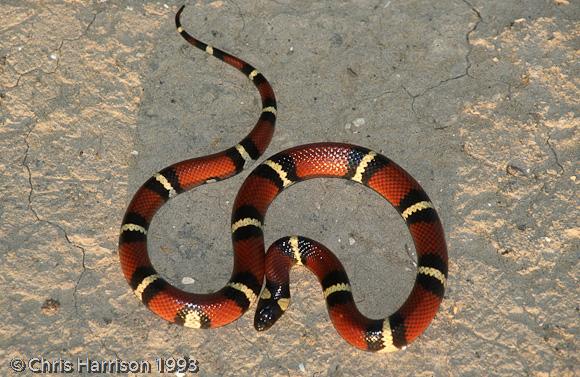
[{"xmin": 118, "ymin": 5, "xmax": 448, "ymax": 352}]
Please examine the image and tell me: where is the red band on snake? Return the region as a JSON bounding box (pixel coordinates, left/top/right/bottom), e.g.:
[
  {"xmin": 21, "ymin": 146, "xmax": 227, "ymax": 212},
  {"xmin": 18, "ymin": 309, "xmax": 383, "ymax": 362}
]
[{"xmin": 118, "ymin": 6, "xmax": 448, "ymax": 352}]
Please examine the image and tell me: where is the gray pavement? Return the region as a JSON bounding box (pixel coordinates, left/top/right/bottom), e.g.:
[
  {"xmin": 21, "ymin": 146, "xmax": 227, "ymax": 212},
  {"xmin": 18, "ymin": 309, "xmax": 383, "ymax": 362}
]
[{"xmin": 1, "ymin": 1, "xmax": 577, "ymax": 376}]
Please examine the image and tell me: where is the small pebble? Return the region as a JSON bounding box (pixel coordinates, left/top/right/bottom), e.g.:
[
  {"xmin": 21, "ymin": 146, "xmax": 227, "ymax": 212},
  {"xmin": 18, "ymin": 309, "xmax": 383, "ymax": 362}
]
[
  {"xmin": 182, "ymin": 277, "xmax": 195, "ymax": 285},
  {"xmin": 298, "ymin": 363, "xmax": 305, "ymax": 373},
  {"xmin": 130, "ymin": 150, "xmax": 138, "ymax": 155},
  {"xmin": 209, "ymin": 1, "xmax": 225, "ymax": 8},
  {"xmin": 348, "ymin": 237, "xmax": 355, "ymax": 245},
  {"xmin": 41, "ymin": 298, "xmax": 60, "ymax": 315},
  {"xmin": 352, "ymin": 118, "xmax": 365, "ymax": 127}
]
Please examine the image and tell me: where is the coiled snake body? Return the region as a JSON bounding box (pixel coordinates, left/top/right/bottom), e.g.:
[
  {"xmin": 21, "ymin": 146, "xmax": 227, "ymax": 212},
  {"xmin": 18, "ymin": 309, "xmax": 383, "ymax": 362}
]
[{"xmin": 118, "ymin": 5, "xmax": 448, "ymax": 352}]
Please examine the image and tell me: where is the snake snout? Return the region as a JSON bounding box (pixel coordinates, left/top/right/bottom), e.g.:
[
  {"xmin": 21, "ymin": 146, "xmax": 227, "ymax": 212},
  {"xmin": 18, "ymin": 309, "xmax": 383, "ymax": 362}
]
[{"xmin": 254, "ymin": 300, "xmax": 284, "ymax": 331}]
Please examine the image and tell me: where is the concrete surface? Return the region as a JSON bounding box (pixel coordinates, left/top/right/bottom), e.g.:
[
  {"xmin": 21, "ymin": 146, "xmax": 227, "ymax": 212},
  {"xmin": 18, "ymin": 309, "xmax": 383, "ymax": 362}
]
[{"xmin": 0, "ymin": 0, "xmax": 577, "ymax": 376}]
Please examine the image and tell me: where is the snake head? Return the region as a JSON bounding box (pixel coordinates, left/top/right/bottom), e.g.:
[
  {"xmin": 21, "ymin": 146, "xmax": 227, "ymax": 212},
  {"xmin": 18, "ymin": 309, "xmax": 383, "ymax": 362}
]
[{"xmin": 254, "ymin": 296, "xmax": 290, "ymax": 331}]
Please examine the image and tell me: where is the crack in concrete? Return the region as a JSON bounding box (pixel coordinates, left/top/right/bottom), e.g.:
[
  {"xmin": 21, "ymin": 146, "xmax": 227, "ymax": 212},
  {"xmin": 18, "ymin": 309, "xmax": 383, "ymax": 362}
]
[
  {"xmin": 401, "ymin": 85, "xmax": 419, "ymax": 117},
  {"xmin": 461, "ymin": 0, "xmax": 482, "ymax": 79},
  {"xmin": 5, "ymin": 11, "xmax": 99, "ymax": 90},
  {"xmin": 23, "ymin": 140, "xmax": 88, "ymax": 314},
  {"xmin": 401, "ymin": 1, "xmax": 482, "ymax": 126},
  {"xmin": 546, "ymin": 132, "xmax": 564, "ymax": 175},
  {"xmin": 23, "ymin": 128, "xmax": 95, "ymax": 348},
  {"xmin": 22, "ymin": 126, "xmax": 35, "ymax": 212},
  {"xmin": 16, "ymin": 8, "xmax": 100, "ymax": 323},
  {"xmin": 531, "ymin": 112, "xmax": 565, "ymax": 176}
]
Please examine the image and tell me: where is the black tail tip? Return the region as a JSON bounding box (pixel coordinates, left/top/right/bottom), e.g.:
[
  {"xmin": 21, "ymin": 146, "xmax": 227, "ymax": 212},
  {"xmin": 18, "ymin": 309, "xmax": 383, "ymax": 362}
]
[{"xmin": 176, "ymin": 4, "xmax": 186, "ymax": 20}]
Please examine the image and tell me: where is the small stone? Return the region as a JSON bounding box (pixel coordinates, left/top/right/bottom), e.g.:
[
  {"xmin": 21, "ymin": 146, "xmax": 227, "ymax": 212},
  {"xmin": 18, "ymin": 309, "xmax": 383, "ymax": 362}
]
[
  {"xmin": 298, "ymin": 363, "xmax": 306, "ymax": 373},
  {"xmin": 182, "ymin": 277, "xmax": 195, "ymax": 285},
  {"xmin": 521, "ymin": 74, "xmax": 530, "ymax": 86},
  {"xmin": 506, "ymin": 162, "xmax": 528, "ymax": 177},
  {"xmin": 130, "ymin": 150, "xmax": 138, "ymax": 155},
  {"xmin": 492, "ymin": 57, "xmax": 499, "ymax": 62},
  {"xmin": 352, "ymin": 118, "xmax": 365, "ymax": 127},
  {"xmin": 209, "ymin": 1, "xmax": 225, "ymax": 8},
  {"xmin": 41, "ymin": 298, "xmax": 60, "ymax": 315},
  {"xmin": 348, "ymin": 237, "xmax": 355, "ymax": 245}
]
